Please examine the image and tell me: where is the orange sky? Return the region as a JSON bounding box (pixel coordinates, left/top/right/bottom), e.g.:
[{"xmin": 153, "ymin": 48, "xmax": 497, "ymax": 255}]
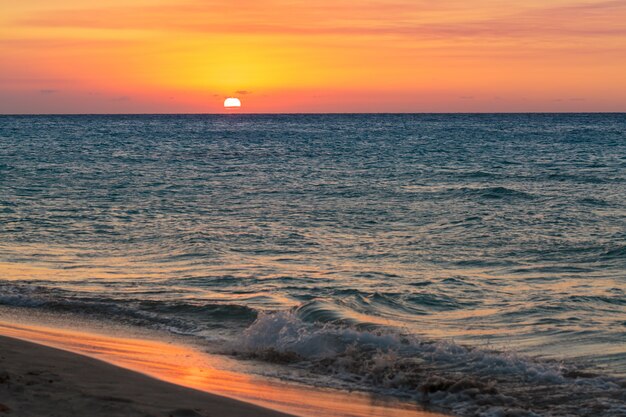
[{"xmin": 1, "ymin": 0, "xmax": 625, "ymax": 113}]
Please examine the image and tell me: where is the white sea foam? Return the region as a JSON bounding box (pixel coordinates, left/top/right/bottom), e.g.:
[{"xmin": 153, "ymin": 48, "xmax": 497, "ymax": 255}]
[{"xmin": 232, "ymin": 311, "xmax": 626, "ymax": 416}]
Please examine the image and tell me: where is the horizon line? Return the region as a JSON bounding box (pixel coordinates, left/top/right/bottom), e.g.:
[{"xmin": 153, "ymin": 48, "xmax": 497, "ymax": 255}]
[{"xmin": 1, "ymin": 111, "xmax": 625, "ymax": 116}]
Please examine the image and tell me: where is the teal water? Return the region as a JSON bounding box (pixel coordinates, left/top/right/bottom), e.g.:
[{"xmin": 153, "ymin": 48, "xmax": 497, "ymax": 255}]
[{"xmin": 1, "ymin": 114, "xmax": 625, "ymax": 416}]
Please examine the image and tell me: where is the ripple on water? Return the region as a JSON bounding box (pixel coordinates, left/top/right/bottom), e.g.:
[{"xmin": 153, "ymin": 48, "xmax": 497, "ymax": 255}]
[{"xmin": 1, "ymin": 114, "xmax": 625, "ymax": 415}]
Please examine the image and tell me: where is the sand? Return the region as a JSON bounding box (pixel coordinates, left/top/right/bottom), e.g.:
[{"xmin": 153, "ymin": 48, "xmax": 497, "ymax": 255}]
[
  {"xmin": 0, "ymin": 318, "xmax": 446, "ymax": 417},
  {"xmin": 0, "ymin": 335, "xmax": 292, "ymax": 417}
]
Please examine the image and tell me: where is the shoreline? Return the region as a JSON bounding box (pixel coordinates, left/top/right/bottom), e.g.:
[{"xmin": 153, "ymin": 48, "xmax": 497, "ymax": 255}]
[
  {"xmin": 0, "ymin": 318, "xmax": 445, "ymax": 417},
  {"xmin": 0, "ymin": 334, "xmax": 292, "ymax": 417}
]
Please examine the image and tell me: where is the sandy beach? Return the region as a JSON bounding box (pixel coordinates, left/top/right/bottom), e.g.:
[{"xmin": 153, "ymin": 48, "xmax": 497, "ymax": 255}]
[
  {"xmin": 0, "ymin": 334, "xmax": 294, "ymax": 417},
  {"xmin": 0, "ymin": 317, "xmax": 444, "ymax": 417}
]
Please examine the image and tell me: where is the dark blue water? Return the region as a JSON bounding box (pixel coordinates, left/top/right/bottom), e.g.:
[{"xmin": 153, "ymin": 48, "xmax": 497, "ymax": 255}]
[{"xmin": 1, "ymin": 114, "xmax": 625, "ymax": 416}]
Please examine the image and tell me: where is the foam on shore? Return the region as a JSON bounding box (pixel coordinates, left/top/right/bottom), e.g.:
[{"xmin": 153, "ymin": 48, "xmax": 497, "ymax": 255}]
[
  {"xmin": 0, "ymin": 318, "xmax": 441, "ymax": 417},
  {"xmin": 230, "ymin": 311, "xmax": 626, "ymax": 417}
]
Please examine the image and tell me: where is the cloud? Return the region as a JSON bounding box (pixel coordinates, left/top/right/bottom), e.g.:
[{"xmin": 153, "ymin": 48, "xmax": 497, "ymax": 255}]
[
  {"xmin": 39, "ymin": 89, "xmax": 58, "ymax": 94},
  {"xmin": 552, "ymin": 97, "xmax": 587, "ymax": 102},
  {"xmin": 0, "ymin": 77, "xmax": 74, "ymax": 86},
  {"xmin": 235, "ymin": 90, "xmax": 252, "ymax": 95},
  {"xmin": 11, "ymin": 0, "xmax": 626, "ymax": 40},
  {"xmin": 0, "ymin": 38, "xmax": 146, "ymax": 50}
]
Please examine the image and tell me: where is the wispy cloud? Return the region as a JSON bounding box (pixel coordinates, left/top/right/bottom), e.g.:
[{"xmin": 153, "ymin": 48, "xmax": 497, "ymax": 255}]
[{"xmin": 11, "ymin": 0, "xmax": 626, "ymax": 40}]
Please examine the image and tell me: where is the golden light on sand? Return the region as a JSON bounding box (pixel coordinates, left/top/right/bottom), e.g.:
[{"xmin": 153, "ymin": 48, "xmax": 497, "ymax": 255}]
[
  {"xmin": 224, "ymin": 98, "xmax": 241, "ymax": 108},
  {"xmin": 0, "ymin": 321, "xmax": 437, "ymax": 417}
]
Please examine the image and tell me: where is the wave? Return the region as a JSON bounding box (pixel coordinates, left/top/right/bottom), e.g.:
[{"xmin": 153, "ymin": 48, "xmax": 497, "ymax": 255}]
[
  {"xmin": 545, "ymin": 172, "xmax": 622, "ymax": 184},
  {"xmin": 231, "ymin": 311, "xmax": 626, "ymax": 417},
  {"xmin": 456, "ymin": 170, "xmax": 500, "ymax": 179},
  {"xmin": 0, "ymin": 282, "xmax": 257, "ymax": 335},
  {"xmin": 2, "ymin": 281, "xmax": 626, "ymax": 415},
  {"xmin": 601, "ymin": 245, "xmax": 626, "ymax": 261},
  {"xmin": 445, "ymin": 186, "xmax": 536, "ymax": 201},
  {"xmin": 578, "ymin": 197, "xmax": 610, "ymax": 207}
]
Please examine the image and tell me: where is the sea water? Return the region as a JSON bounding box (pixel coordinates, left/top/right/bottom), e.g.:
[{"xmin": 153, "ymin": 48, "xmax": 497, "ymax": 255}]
[{"xmin": 1, "ymin": 114, "xmax": 625, "ymax": 415}]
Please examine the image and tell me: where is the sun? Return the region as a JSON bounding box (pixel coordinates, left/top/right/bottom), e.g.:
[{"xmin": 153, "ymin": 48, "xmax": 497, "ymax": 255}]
[{"xmin": 224, "ymin": 97, "xmax": 241, "ymax": 109}]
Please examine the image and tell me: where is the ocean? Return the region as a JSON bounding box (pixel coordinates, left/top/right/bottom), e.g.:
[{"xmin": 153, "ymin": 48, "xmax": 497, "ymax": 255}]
[{"xmin": 1, "ymin": 114, "xmax": 625, "ymax": 416}]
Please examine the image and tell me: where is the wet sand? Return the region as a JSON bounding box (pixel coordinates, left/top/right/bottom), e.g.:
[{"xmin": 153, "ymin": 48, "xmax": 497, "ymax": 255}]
[
  {"xmin": 0, "ymin": 319, "xmax": 445, "ymax": 417},
  {"xmin": 0, "ymin": 334, "xmax": 291, "ymax": 417}
]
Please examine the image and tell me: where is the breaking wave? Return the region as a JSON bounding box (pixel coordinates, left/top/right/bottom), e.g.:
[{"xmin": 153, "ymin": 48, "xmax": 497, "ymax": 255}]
[
  {"xmin": 231, "ymin": 311, "xmax": 626, "ymax": 417},
  {"xmin": 2, "ymin": 281, "xmax": 626, "ymax": 416}
]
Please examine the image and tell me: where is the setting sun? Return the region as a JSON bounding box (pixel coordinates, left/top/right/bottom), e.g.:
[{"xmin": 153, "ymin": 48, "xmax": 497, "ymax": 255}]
[{"xmin": 224, "ymin": 97, "xmax": 242, "ymax": 109}]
